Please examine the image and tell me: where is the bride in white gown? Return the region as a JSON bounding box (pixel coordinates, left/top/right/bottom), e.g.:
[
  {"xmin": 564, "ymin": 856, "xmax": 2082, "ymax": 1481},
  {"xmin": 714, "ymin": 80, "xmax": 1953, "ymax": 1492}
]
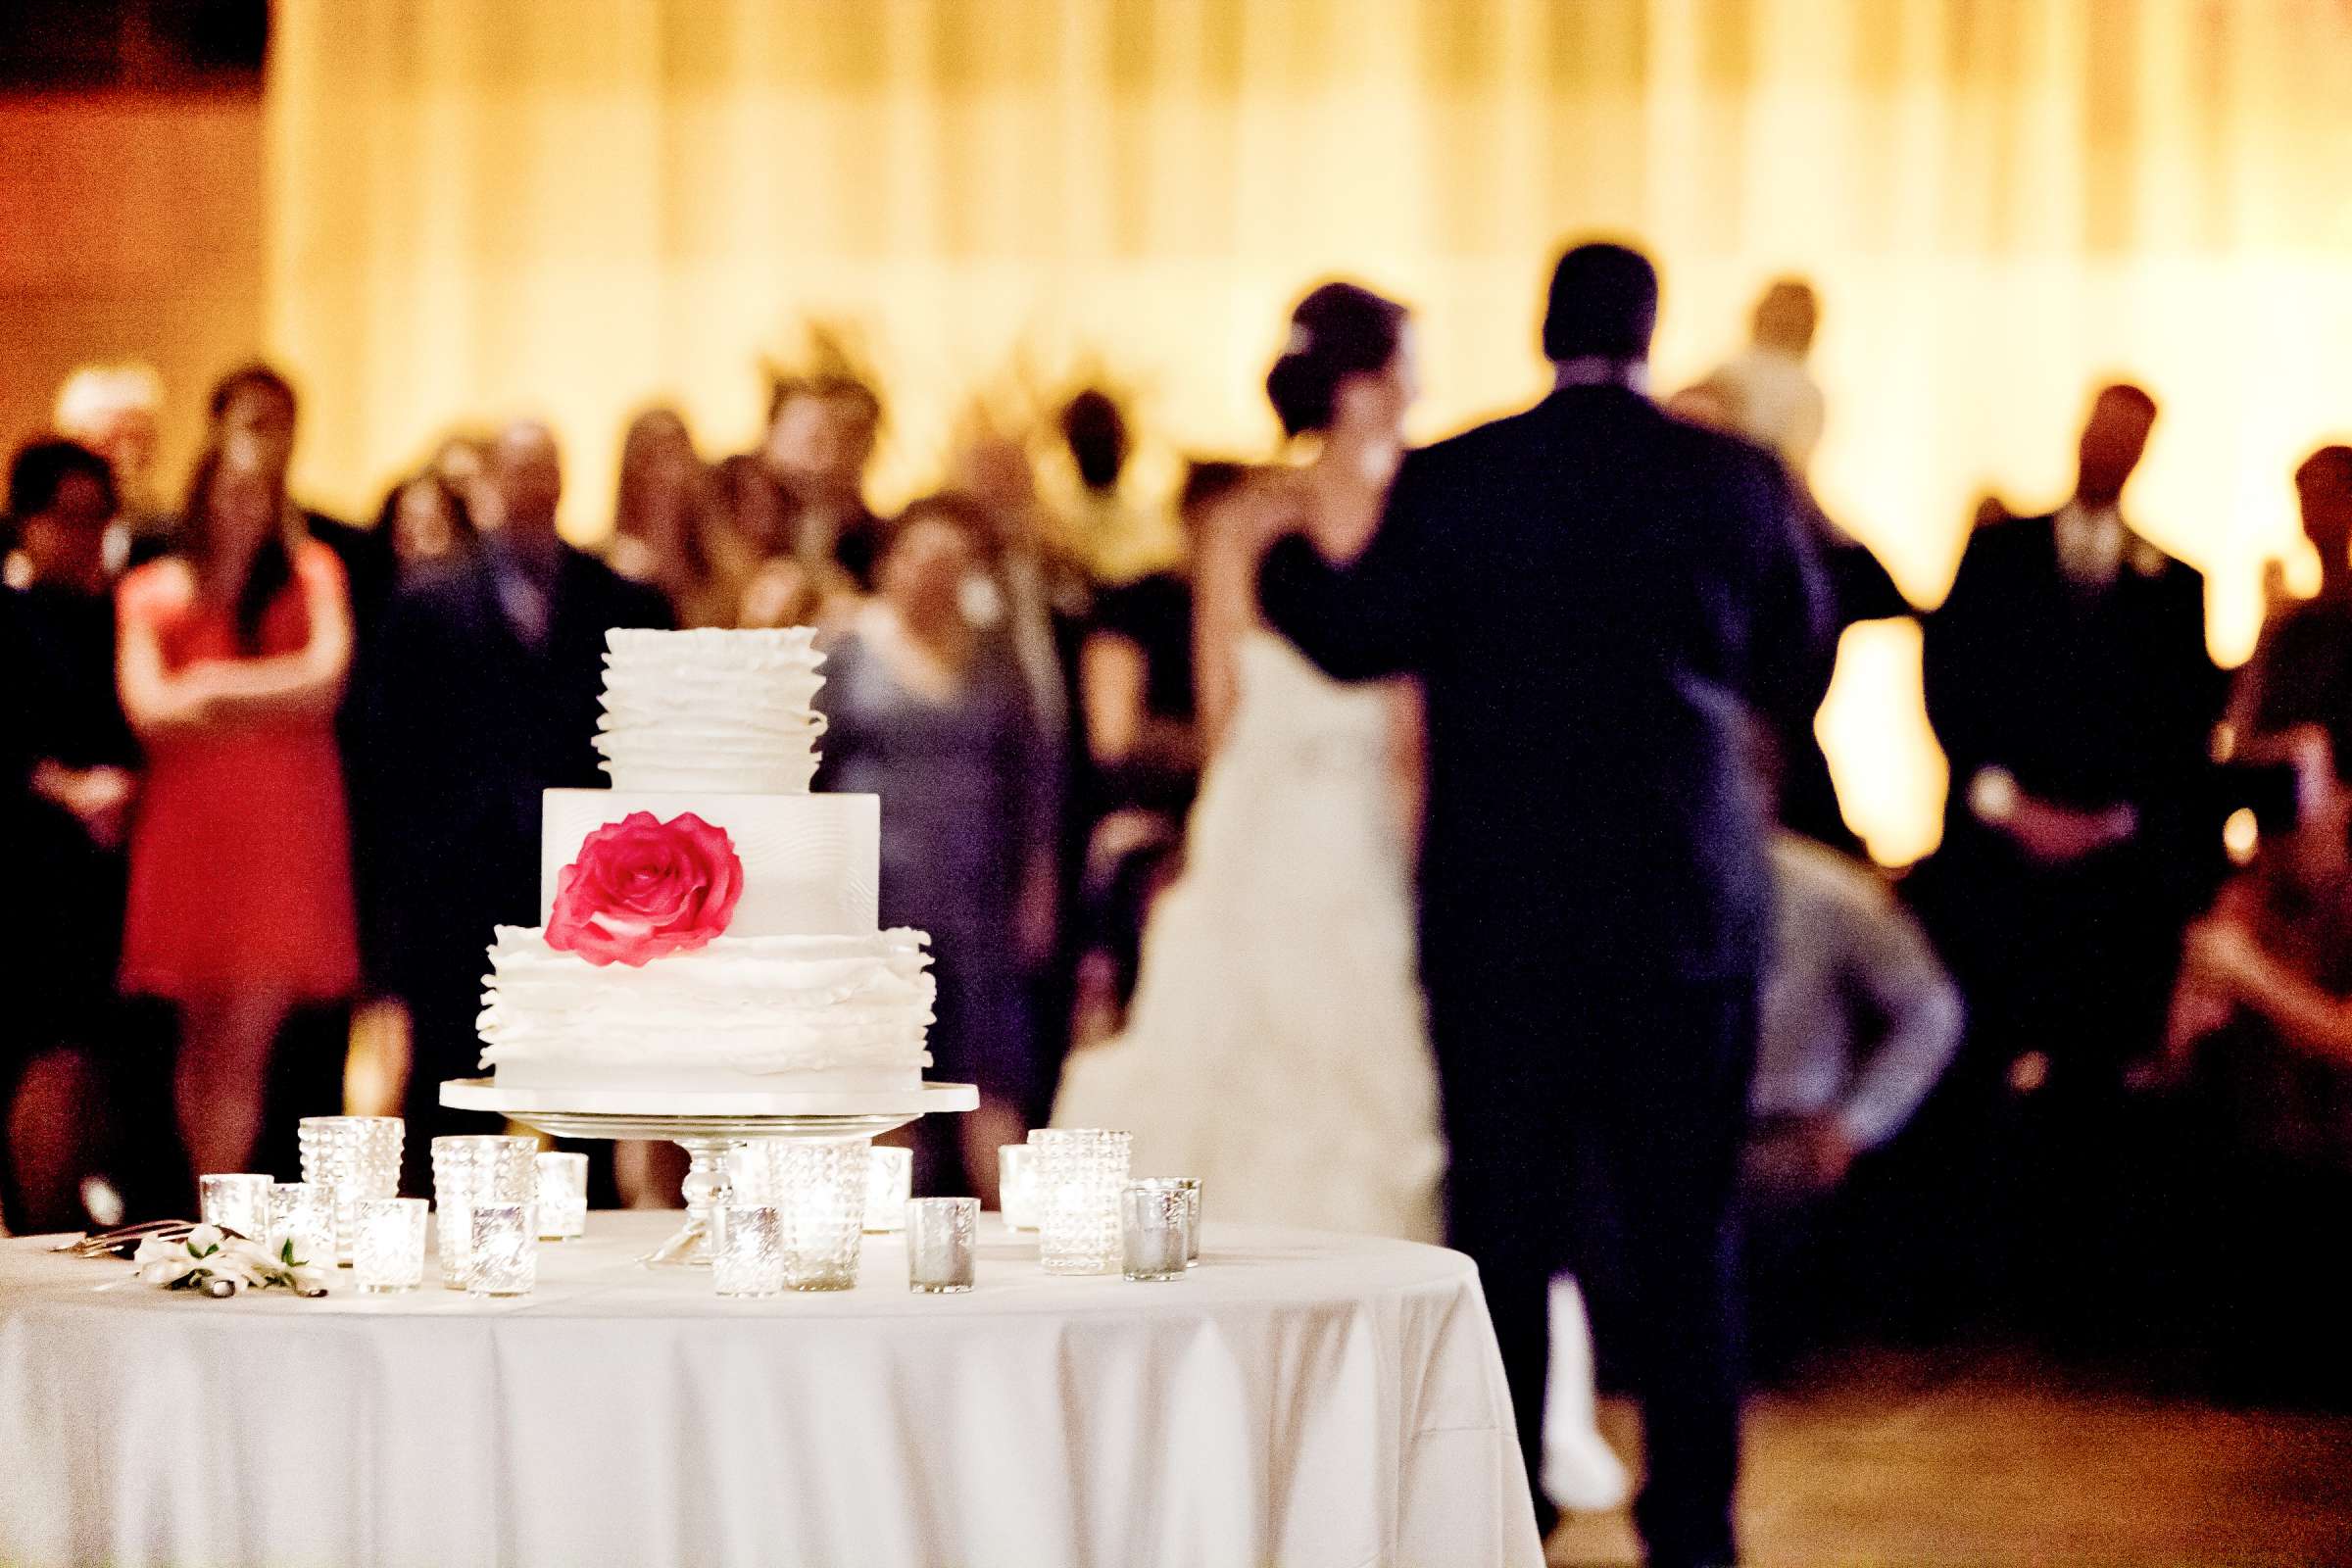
[
  {"xmin": 1053, "ymin": 281, "xmax": 1627, "ymax": 1514},
  {"xmin": 1052, "ymin": 281, "xmax": 1445, "ymax": 1240}
]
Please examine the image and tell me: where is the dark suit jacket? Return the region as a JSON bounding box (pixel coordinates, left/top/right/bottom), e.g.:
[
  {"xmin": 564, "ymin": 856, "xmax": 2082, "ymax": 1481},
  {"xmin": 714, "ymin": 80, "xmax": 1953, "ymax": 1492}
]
[
  {"xmin": 1921, "ymin": 511, "xmax": 2224, "ymax": 899},
  {"xmin": 360, "ymin": 544, "xmax": 672, "ymax": 1002},
  {"xmin": 1258, "ymin": 385, "xmax": 1832, "ymax": 1012}
]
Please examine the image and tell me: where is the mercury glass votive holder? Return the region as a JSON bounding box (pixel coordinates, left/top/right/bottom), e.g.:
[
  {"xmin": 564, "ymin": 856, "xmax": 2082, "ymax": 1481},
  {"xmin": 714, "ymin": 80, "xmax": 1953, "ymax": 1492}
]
[
  {"xmin": 906, "ymin": 1197, "xmax": 978, "ymax": 1294},
  {"xmin": 711, "ymin": 1204, "xmax": 786, "ymax": 1298},
  {"xmin": 353, "ymin": 1197, "xmax": 428, "ymax": 1293},
  {"xmin": 466, "ymin": 1201, "xmax": 537, "ymax": 1298},
  {"xmin": 197, "ymin": 1173, "xmax": 273, "ymax": 1243},
  {"xmin": 1167, "ymin": 1176, "xmax": 1203, "ymax": 1266},
  {"xmin": 297, "ymin": 1115, "xmax": 404, "ymax": 1265},
  {"xmin": 534, "ymin": 1152, "xmax": 589, "ymax": 1240},
  {"xmin": 774, "ymin": 1139, "xmax": 868, "ymax": 1291},
  {"xmin": 268, "ymin": 1181, "xmax": 335, "ymax": 1269},
  {"xmin": 431, "ymin": 1135, "xmax": 538, "ymax": 1290},
  {"xmin": 1121, "ymin": 1181, "xmax": 1194, "ymax": 1282},
  {"xmin": 997, "ymin": 1145, "xmax": 1038, "ymax": 1231},
  {"xmin": 1030, "ymin": 1128, "xmax": 1131, "ymax": 1276},
  {"xmin": 863, "ymin": 1146, "xmax": 912, "ymax": 1233}
]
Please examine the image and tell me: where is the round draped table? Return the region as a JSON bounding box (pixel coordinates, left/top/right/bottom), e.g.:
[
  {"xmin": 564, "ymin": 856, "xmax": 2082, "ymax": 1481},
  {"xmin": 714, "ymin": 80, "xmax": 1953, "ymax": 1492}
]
[{"xmin": 0, "ymin": 1211, "xmax": 1543, "ymax": 1568}]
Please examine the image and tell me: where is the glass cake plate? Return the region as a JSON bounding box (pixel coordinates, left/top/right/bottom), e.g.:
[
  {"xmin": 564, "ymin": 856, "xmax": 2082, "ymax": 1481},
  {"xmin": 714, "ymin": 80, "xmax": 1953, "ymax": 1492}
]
[{"xmin": 439, "ymin": 1078, "xmax": 978, "ymax": 1267}]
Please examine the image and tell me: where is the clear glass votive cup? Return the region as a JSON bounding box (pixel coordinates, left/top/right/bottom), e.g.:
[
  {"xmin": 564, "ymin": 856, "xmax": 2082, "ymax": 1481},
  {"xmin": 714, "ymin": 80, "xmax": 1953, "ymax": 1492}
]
[
  {"xmin": 1121, "ymin": 1180, "xmax": 1194, "ymax": 1282},
  {"xmin": 863, "ymin": 1146, "xmax": 912, "ymax": 1233},
  {"xmin": 297, "ymin": 1115, "xmax": 404, "ymax": 1265},
  {"xmin": 466, "ymin": 1201, "xmax": 537, "ymax": 1298},
  {"xmin": 906, "ymin": 1197, "xmax": 978, "ymax": 1294},
  {"xmin": 535, "ymin": 1152, "xmax": 589, "ymax": 1240},
  {"xmin": 997, "ymin": 1145, "xmax": 1038, "ymax": 1231},
  {"xmin": 354, "ymin": 1197, "xmax": 428, "ymax": 1293},
  {"xmin": 711, "ymin": 1204, "xmax": 786, "ymax": 1298},
  {"xmin": 1030, "ymin": 1128, "xmax": 1131, "ymax": 1276},
  {"xmin": 431, "ymin": 1134, "xmax": 537, "ymax": 1290},
  {"xmin": 268, "ymin": 1181, "xmax": 335, "ymax": 1269},
  {"xmin": 197, "ymin": 1173, "xmax": 272, "ymax": 1243},
  {"xmin": 775, "ymin": 1139, "xmax": 868, "ymax": 1291}
]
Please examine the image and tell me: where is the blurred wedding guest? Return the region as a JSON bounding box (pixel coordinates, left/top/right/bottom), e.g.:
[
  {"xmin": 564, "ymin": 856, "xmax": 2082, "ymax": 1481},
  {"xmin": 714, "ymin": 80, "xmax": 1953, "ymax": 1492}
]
[
  {"xmin": 763, "ymin": 373, "xmax": 887, "ymax": 588},
  {"xmin": 608, "ymin": 407, "xmax": 727, "ymax": 626},
  {"xmin": 1740, "ymin": 737, "xmax": 1963, "ymax": 1378},
  {"xmin": 1063, "ymin": 459, "xmax": 1246, "ymax": 1043},
  {"xmin": 372, "ymin": 470, "xmax": 477, "ymax": 573},
  {"xmin": 1688, "ymin": 292, "xmax": 1907, "ymax": 853},
  {"xmin": 2166, "ymin": 728, "xmax": 2352, "ymax": 1406},
  {"xmin": 366, "ymin": 420, "xmax": 671, "ymax": 1194},
  {"xmin": 202, "ymin": 364, "xmax": 396, "ymax": 622},
  {"xmin": 1710, "ymin": 278, "xmax": 1826, "ymax": 476},
  {"xmin": 2226, "ymin": 445, "xmax": 2352, "ymax": 763},
  {"xmin": 815, "ymin": 496, "xmax": 1060, "ymax": 1203},
  {"xmin": 951, "ymin": 421, "xmax": 1094, "ymax": 1114},
  {"xmin": 53, "ymin": 362, "xmax": 168, "ymax": 548},
  {"xmin": 1913, "ymin": 381, "xmax": 2227, "ymax": 1340},
  {"xmin": 1, "ymin": 440, "xmax": 142, "ymax": 1229},
  {"xmin": 1056, "ymin": 387, "xmax": 1180, "ymax": 584},
  {"xmin": 1081, "ymin": 458, "xmax": 1240, "ymax": 817},
  {"xmin": 206, "ymin": 363, "xmax": 399, "ymax": 1171},
  {"xmin": 115, "ymin": 440, "xmax": 359, "ymax": 1182}
]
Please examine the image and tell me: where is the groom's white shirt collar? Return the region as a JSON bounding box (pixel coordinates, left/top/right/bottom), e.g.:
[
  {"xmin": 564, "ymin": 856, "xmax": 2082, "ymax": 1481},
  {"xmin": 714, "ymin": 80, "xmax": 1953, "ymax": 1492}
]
[{"xmin": 1552, "ymin": 357, "xmax": 1651, "ymax": 396}]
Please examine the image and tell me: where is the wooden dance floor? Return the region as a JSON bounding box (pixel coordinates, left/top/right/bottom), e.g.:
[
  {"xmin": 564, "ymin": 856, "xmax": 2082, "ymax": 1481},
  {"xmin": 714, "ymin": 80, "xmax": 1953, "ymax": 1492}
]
[{"xmin": 1548, "ymin": 1348, "xmax": 2352, "ymax": 1566}]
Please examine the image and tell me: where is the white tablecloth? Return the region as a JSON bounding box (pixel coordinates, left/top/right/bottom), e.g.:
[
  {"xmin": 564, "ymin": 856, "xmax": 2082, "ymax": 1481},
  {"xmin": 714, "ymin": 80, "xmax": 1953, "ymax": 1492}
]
[{"xmin": 1, "ymin": 1211, "xmax": 1542, "ymax": 1568}]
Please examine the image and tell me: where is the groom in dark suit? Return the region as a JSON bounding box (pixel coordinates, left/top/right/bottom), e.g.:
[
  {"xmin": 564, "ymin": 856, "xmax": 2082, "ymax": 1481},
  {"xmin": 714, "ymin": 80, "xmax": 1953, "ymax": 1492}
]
[{"xmin": 1260, "ymin": 243, "xmax": 1831, "ymax": 1567}]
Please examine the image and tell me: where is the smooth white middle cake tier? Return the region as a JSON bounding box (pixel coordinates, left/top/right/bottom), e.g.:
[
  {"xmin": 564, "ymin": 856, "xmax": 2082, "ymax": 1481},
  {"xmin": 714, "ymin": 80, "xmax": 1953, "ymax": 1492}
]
[
  {"xmin": 478, "ymin": 928, "xmax": 933, "ymax": 1093},
  {"xmin": 541, "ymin": 790, "xmax": 879, "ymax": 937}
]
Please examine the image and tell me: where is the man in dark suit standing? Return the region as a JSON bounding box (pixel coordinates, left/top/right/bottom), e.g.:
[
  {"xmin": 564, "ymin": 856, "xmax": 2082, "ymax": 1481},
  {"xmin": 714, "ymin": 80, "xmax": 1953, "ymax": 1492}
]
[
  {"xmin": 1911, "ymin": 383, "xmax": 2225, "ymax": 1341},
  {"xmin": 1259, "ymin": 243, "xmax": 1830, "ymax": 1568},
  {"xmin": 363, "ymin": 420, "xmax": 672, "ymax": 1193}
]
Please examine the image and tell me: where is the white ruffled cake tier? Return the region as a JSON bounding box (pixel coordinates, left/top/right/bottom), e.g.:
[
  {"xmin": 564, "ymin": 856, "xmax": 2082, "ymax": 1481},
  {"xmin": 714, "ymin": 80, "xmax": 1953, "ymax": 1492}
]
[
  {"xmin": 478, "ymin": 927, "xmax": 935, "ymax": 1093},
  {"xmin": 597, "ymin": 626, "xmax": 829, "ymax": 794}
]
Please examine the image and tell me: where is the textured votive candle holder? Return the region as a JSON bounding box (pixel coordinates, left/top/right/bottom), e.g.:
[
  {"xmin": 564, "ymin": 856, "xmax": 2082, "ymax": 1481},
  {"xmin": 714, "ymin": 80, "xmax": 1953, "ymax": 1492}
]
[
  {"xmin": 906, "ymin": 1197, "xmax": 979, "ymax": 1293},
  {"xmin": 863, "ymin": 1146, "xmax": 912, "ymax": 1233},
  {"xmin": 466, "ymin": 1202, "xmax": 537, "ymax": 1298},
  {"xmin": 297, "ymin": 1115, "xmax": 404, "ymax": 1264},
  {"xmin": 354, "ymin": 1197, "xmax": 428, "ymax": 1293},
  {"xmin": 1030, "ymin": 1129, "xmax": 1131, "ymax": 1276},
  {"xmin": 268, "ymin": 1182, "xmax": 335, "ymax": 1270},
  {"xmin": 775, "ymin": 1139, "xmax": 867, "ymax": 1291},
  {"xmin": 997, "ymin": 1145, "xmax": 1038, "ymax": 1231},
  {"xmin": 1167, "ymin": 1176, "xmax": 1203, "ymax": 1266},
  {"xmin": 1121, "ymin": 1181, "xmax": 1194, "ymax": 1282},
  {"xmin": 534, "ymin": 1152, "xmax": 589, "ymax": 1240},
  {"xmin": 197, "ymin": 1173, "xmax": 272, "ymax": 1243},
  {"xmin": 711, "ymin": 1204, "xmax": 786, "ymax": 1298},
  {"xmin": 431, "ymin": 1135, "xmax": 537, "ymax": 1290}
]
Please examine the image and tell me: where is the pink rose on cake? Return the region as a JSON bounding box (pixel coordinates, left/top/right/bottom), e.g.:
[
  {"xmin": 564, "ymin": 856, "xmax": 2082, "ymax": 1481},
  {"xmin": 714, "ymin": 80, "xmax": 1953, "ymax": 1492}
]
[{"xmin": 546, "ymin": 811, "xmax": 745, "ymax": 966}]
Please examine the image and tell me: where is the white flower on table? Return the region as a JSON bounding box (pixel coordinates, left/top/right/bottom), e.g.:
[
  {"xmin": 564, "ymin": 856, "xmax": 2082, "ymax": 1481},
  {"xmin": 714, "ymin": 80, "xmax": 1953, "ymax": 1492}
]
[{"xmin": 128, "ymin": 1224, "xmax": 329, "ymax": 1298}]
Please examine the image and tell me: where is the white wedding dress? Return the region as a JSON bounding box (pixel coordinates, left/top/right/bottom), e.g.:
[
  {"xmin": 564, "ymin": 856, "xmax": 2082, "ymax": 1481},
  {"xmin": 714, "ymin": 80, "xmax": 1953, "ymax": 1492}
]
[
  {"xmin": 1052, "ymin": 625, "xmax": 1629, "ymax": 1513},
  {"xmin": 1053, "ymin": 627, "xmax": 1447, "ymax": 1241}
]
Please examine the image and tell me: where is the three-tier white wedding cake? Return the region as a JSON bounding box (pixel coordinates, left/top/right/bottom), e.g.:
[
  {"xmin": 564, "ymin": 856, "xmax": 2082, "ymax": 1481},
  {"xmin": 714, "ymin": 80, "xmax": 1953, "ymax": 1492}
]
[{"xmin": 476, "ymin": 628, "xmax": 934, "ymax": 1096}]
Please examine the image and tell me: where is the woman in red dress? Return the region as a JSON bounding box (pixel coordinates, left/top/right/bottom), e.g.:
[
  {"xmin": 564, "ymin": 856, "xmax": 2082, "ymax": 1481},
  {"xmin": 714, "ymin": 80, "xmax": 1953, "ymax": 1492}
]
[{"xmin": 117, "ymin": 440, "xmax": 359, "ymax": 1178}]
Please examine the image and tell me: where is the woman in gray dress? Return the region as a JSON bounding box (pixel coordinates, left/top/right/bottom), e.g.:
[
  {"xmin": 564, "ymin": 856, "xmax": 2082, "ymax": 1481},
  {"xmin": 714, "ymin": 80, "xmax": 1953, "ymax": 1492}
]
[{"xmin": 815, "ymin": 494, "xmax": 1059, "ymax": 1202}]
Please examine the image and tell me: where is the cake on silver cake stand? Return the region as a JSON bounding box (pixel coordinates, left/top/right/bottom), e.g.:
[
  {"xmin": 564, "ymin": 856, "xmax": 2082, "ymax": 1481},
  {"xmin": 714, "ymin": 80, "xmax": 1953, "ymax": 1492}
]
[{"xmin": 441, "ymin": 1079, "xmax": 978, "ymax": 1266}]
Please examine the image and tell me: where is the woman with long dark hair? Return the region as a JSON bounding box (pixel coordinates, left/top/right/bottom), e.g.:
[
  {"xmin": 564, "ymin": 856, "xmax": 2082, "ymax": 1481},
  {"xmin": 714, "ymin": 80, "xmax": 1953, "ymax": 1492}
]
[{"xmin": 116, "ymin": 438, "xmax": 359, "ymax": 1180}]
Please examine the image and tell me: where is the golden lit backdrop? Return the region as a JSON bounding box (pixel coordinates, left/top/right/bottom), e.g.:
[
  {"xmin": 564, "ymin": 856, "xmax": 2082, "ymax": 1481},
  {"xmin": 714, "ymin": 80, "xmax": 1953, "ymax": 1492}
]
[{"xmin": 265, "ymin": 0, "xmax": 2352, "ymax": 863}]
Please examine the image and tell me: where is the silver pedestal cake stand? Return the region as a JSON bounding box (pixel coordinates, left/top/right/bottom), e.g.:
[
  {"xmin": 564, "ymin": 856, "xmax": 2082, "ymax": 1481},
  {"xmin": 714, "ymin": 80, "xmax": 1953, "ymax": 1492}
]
[{"xmin": 440, "ymin": 1079, "xmax": 979, "ymax": 1267}]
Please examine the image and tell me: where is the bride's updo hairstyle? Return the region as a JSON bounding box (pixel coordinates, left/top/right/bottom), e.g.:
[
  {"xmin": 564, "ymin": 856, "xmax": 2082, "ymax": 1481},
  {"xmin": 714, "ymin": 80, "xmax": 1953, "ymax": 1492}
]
[{"xmin": 1264, "ymin": 281, "xmax": 1408, "ymax": 439}]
